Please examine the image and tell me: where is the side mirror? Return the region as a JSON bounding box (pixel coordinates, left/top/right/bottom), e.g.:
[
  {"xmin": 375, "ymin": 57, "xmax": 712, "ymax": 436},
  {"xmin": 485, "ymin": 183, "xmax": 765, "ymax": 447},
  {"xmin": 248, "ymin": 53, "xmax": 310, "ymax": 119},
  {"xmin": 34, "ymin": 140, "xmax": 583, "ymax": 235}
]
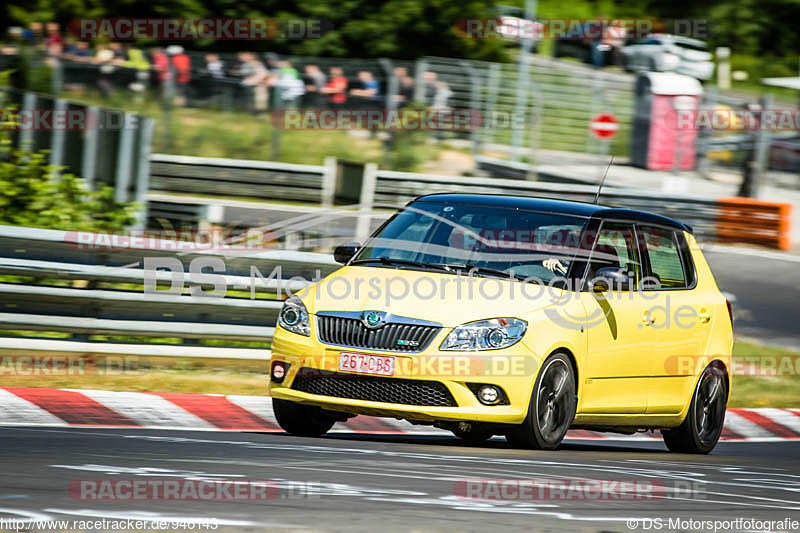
[
  {"xmin": 333, "ymin": 241, "xmax": 360, "ymax": 264},
  {"xmin": 592, "ymin": 266, "xmax": 633, "ymax": 292}
]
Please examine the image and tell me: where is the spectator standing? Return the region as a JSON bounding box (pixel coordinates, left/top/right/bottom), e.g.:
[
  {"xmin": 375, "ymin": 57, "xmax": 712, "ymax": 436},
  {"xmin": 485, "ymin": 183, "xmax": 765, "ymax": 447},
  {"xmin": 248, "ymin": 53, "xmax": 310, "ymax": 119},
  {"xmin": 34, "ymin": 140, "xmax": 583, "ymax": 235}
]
[
  {"xmin": 45, "ymin": 22, "xmax": 62, "ymax": 46},
  {"xmin": 303, "ymin": 64, "xmax": 326, "ymax": 107},
  {"xmin": 238, "ymin": 51, "xmax": 269, "ymax": 111},
  {"xmin": 94, "ymin": 43, "xmax": 116, "ymax": 98},
  {"xmin": 168, "ymin": 45, "xmax": 191, "ymax": 106},
  {"xmin": 205, "ymin": 53, "xmax": 225, "ymax": 79},
  {"xmin": 321, "ymin": 66, "xmax": 348, "ymax": 108},
  {"xmin": 350, "ymin": 71, "xmax": 380, "ymax": 99},
  {"xmin": 62, "ymin": 38, "xmax": 91, "ymax": 61},
  {"xmin": 274, "ymin": 60, "xmax": 305, "ymax": 107},
  {"xmin": 394, "ymin": 66, "xmax": 415, "ymax": 106},
  {"xmin": 432, "ymin": 80, "xmax": 453, "ymax": 110},
  {"xmin": 422, "ymin": 71, "xmax": 438, "ymax": 106}
]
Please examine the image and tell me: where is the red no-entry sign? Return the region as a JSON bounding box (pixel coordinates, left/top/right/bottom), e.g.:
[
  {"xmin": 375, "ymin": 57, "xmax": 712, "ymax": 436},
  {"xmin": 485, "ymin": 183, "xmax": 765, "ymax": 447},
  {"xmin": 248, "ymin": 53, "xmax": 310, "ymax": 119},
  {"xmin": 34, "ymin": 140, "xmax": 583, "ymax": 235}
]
[{"xmin": 590, "ymin": 113, "xmax": 619, "ymax": 139}]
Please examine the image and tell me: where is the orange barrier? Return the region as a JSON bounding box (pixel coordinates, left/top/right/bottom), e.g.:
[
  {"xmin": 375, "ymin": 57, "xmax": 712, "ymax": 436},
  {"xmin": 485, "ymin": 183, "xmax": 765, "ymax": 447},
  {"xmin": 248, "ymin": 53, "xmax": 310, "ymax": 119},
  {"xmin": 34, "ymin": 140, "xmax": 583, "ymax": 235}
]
[{"xmin": 716, "ymin": 197, "xmax": 793, "ymax": 250}]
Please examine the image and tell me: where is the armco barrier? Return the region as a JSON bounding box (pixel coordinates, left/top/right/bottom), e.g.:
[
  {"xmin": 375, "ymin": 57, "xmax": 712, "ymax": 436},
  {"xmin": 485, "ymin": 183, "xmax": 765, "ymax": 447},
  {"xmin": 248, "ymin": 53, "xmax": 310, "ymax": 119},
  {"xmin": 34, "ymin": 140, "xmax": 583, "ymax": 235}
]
[
  {"xmin": 148, "ymin": 154, "xmax": 337, "ymax": 205},
  {"xmin": 0, "ymin": 225, "xmax": 339, "ymax": 358},
  {"xmin": 148, "ymin": 153, "xmax": 795, "ymax": 250},
  {"xmin": 717, "ymin": 198, "xmax": 793, "ymax": 251}
]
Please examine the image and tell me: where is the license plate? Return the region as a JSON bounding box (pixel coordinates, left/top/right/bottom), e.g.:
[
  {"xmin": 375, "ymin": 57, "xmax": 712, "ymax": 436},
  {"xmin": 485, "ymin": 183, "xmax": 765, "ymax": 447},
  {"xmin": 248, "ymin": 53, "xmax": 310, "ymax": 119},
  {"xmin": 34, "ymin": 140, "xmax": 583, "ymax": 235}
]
[{"xmin": 338, "ymin": 352, "xmax": 395, "ymax": 376}]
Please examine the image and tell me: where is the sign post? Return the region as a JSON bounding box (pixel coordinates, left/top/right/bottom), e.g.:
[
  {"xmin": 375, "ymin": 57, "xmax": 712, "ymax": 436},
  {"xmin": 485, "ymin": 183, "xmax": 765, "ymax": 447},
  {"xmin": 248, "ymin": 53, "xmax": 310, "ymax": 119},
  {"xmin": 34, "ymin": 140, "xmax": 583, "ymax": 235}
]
[{"xmin": 590, "ymin": 112, "xmax": 619, "ymax": 186}]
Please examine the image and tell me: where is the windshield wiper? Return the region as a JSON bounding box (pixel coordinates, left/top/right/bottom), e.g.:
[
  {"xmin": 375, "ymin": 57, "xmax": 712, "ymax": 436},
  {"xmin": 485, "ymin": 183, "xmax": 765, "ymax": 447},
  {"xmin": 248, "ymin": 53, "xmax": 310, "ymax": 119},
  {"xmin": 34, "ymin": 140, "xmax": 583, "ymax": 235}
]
[
  {"xmin": 435, "ymin": 263, "xmax": 520, "ymax": 281},
  {"xmin": 351, "ymin": 256, "xmax": 452, "ymax": 272},
  {"xmin": 351, "ymin": 257, "xmax": 521, "ymax": 281}
]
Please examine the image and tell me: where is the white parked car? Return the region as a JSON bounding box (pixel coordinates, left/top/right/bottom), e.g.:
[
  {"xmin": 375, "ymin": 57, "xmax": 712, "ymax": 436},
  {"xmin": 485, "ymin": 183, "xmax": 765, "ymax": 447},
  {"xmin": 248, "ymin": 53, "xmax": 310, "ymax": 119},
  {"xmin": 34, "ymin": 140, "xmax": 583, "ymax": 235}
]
[{"xmin": 622, "ymin": 34, "xmax": 714, "ymax": 81}]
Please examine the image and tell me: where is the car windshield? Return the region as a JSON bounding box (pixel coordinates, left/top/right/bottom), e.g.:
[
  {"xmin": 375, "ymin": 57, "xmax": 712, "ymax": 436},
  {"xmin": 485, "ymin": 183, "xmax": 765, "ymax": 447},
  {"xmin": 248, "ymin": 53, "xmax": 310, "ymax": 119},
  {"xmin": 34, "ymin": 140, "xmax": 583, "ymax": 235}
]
[{"xmin": 352, "ymin": 200, "xmax": 590, "ymax": 283}]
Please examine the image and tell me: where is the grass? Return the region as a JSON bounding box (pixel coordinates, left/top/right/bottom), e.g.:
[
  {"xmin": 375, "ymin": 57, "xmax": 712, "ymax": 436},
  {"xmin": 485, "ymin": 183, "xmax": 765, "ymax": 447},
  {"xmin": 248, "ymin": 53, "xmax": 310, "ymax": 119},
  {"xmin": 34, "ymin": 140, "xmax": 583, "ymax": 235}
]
[
  {"xmin": 728, "ymin": 341, "xmax": 800, "ymax": 408},
  {"xmin": 0, "ymin": 354, "xmax": 268, "ymax": 396},
  {"xmin": 3, "ymin": 340, "xmax": 798, "ymax": 407},
  {"xmin": 57, "ymin": 89, "xmax": 440, "ymax": 170}
]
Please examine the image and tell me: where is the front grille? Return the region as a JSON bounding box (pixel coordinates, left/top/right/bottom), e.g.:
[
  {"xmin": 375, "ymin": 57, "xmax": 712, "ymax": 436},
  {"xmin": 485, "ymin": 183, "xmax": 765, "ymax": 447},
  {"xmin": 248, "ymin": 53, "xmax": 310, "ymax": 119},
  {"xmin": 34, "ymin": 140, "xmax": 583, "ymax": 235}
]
[
  {"xmin": 291, "ymin": 369, "xmax": 457, "ymax": 407},
  {"xmin": 317, "ymin": 315, "xmax": 440, "ymax": 352}
]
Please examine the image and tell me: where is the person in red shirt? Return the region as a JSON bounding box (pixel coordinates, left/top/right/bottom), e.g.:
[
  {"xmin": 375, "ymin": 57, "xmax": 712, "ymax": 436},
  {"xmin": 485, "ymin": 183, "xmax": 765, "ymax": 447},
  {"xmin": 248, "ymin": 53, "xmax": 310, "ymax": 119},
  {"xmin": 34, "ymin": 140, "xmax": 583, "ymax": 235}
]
[
  {"xmin": 321, "ymin": 66, "xmax": 347, "ymax": 108},
  {"xmin": 168, "ymin": 46, "xmax": 191, "ymax": 105},
  {"xmin": 151, "ymin": 48, "xmax": 170, "ymax": 84}
]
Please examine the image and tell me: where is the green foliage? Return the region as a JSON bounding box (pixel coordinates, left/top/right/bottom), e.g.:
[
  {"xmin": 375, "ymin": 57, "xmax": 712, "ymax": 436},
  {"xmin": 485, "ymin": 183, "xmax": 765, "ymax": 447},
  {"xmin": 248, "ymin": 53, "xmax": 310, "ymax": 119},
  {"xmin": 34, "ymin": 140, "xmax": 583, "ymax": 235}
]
[
  {"xmin": 3, "ymin": 0, "xmax": 509, "ymax": 60},
  {"xmin": 0, "ymin": 131, "xmax": 138, "ymax": 230}
]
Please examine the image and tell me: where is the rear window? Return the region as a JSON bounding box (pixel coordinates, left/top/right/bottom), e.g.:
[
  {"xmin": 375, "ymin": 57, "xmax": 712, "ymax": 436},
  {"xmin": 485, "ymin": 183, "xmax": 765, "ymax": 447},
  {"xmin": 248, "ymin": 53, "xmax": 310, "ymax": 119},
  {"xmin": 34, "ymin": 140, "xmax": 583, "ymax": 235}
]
[
  {"xmin": 639, "ymin": 226, "xmax": 692, "ymax": 289},
  {"xmin": 675, "ymin": 40, "xmax": 707, "ymax": 51}
]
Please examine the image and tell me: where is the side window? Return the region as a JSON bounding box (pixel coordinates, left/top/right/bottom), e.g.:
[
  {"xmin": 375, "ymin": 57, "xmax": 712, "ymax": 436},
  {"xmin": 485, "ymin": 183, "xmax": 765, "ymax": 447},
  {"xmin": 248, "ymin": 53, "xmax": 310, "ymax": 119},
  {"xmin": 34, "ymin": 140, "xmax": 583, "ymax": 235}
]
[
  {"xmin": 586, "ymin": 222, "xmax": 641, "ymax": 289},
  {"xmin": 640, "ymin": 226, "xmax": 688, "ymax": 289}
]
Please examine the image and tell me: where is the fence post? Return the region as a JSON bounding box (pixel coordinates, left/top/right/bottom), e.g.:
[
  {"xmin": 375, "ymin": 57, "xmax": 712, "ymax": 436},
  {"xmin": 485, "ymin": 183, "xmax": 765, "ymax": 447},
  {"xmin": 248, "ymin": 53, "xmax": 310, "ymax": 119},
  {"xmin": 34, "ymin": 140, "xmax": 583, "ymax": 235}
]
[
  {"xmin": 271, "ymin": 86, "xmax": 281, "ymax": 159},
  {"xmin": 414, "ymin": 59, "xmax": 428, "ymax": 104},
  {"xmin": 321, "ymin": 156, "xmax": 337, "ymax": 207},
  {"xmin": 114, "ymin": 113, "xmax": 135, "ymax": 203},
  {"xmin": 511, "ymin": 0, "xmax": 536, "ymax": 162},
  {"xmin": 134, "ymin": 117, "xmax": 155, "ymax": 228},
  {"xmin": 355, "ymin": 163, "xmax": 378, "ymax": 243},
  {"xmin": 460, "ymin": 60, "xmax": 482, "ymax": 157},
  {"xmin": 484, "ymin": 63, "xmax": 501, "ymax": 148},
  {"xmin": 81, "ymin": 105, "xmax": 99, "ymax": 187},
  {"xmin": 19, "ymin": 92, "xmax": 36, "ymax": 149},
  {"xmin": 51, "ymin": 59, "xmax": 63, "ymax": 96},
  {"xmin": 716, "ymin": 47, "xmax": 731, "ymax": 90},
  {"xmin": 379, "ymin": 58, "xmax": 397, "ymax": 166},
  {"xmin": 49, "ymin": 98, "xmax": 68, "ymax": 169}
]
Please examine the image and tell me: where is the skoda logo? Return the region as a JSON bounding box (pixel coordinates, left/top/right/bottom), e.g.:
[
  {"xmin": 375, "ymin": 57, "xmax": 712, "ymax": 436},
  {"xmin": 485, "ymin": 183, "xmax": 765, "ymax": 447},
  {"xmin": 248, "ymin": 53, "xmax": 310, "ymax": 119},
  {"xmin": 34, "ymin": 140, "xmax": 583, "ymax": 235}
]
[{"xmin": 362, "ymin": 310, "xmax": 387, "ymax": 329}]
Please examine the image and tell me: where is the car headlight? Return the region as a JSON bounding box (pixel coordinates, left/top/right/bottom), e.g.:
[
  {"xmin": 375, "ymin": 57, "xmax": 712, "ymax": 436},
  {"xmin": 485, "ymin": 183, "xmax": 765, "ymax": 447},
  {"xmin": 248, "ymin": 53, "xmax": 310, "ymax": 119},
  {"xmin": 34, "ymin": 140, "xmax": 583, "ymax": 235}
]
[
  {"xmin": 440, "ymin": 318, "xmax": 527, "ymax": 351},
  {"xmin": 278, "ymin": 296, "xmax": 310, "ymax": 336}
]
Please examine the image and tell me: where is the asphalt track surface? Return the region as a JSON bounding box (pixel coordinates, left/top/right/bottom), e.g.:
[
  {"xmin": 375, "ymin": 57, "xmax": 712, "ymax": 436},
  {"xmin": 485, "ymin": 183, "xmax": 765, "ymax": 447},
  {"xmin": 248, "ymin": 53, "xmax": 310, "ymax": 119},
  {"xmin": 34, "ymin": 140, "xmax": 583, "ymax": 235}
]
[
  {"xmin": 1, "ymin": 426, "xmax": 799, "ymax": 532},
  {"xmin": 704, "ymin": 248, "xmax": 800, "ymax": 350}
]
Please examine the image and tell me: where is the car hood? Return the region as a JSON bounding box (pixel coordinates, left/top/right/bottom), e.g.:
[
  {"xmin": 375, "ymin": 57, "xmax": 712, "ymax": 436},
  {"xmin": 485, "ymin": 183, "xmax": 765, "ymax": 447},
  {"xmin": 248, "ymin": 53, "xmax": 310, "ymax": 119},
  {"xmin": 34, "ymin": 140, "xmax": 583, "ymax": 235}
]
[{"xmin": 299, "ymin": 265, "xmax": 565, "ymax": 327}]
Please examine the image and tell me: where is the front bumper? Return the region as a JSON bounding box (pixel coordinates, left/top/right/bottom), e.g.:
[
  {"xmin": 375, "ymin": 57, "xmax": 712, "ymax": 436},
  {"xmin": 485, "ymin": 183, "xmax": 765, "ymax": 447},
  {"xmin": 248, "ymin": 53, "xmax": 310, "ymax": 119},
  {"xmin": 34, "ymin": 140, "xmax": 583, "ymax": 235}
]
[{"xmin": 268, "ymin": 326, "xmax": 543, "ymax": 425}]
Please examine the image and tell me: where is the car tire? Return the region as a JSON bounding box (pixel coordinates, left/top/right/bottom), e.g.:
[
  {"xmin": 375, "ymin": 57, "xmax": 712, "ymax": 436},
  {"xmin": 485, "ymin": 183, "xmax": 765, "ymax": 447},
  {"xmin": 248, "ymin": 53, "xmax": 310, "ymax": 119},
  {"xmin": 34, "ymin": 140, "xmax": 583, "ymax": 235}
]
[
  {"xmin": 622, "ymin": 57, "xmax": 634, "ymax": 73},
  {"xmin": 452, "ymin": 425, "xmax": 494, "ymax": 444},
  {"xmin": 505, "ymin": 352, "xmax": 577, "ymax": 450},
  {"xmin": 272, "ymin": 398, "xmax": 337, "ymax": 437},
  {"xmin": 662, "ymin": 363, "xmax": 728, "ymax": 454}
]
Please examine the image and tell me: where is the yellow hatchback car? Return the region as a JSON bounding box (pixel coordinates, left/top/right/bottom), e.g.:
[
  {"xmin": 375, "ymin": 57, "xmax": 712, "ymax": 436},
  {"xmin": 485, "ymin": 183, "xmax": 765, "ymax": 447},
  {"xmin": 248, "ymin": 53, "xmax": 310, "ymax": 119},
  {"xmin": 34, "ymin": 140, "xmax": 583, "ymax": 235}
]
[{"xmin": 269, "ymin": 194, "xmax": 733, "ymax": 453}]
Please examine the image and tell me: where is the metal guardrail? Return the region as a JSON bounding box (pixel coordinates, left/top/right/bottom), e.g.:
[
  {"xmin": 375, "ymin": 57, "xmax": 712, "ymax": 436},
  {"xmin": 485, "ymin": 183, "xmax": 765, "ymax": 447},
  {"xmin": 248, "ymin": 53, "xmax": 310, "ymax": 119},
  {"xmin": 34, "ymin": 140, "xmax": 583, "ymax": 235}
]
[
  {"xmin": 369, "ymin": 167, "xmax": 723, "ymax": 241},
  {"xmin": 0, "ymin": 225, "xmax": 340, "ymax": 358},
  {"xmin": 1, "ymin": 170, "xmax": 793, "ymax": 357},
  {"xmin": 145, "ymin": 153, "xmax": 792, "ymax": 248},
  {"xmin": 149, "ymin": 154, "xmax": 337, "ymax": 205}
]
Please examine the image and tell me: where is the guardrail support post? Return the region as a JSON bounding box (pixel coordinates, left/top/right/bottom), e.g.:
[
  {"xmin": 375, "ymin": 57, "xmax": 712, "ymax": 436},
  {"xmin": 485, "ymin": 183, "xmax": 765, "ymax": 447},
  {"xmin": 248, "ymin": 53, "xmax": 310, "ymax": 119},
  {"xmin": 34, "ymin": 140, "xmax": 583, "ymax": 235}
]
[
  {"xmin": 49, "ymin": 99, "xmax": 68, "ymax": 169},
  {"xmin": 81, "ymin": 105, "xmax": 99, "ymax": 188},
  {"xmin": 355, "ymin": 163, "xmax": 378, "ymax": 242},
  {"xmin": 19, "ymin": 92, "xmax": 36, "ymax": 149},
  {"xmin": 114, "ymin": 113, "xmax": 135, "ymax": 203},
  {"xmin": 134, "ymin": 118, "xmax": 155, "ymax": 228},
  {"xmin": 321, "ymin": 156, "xmax": 337, "ymax": 207}
]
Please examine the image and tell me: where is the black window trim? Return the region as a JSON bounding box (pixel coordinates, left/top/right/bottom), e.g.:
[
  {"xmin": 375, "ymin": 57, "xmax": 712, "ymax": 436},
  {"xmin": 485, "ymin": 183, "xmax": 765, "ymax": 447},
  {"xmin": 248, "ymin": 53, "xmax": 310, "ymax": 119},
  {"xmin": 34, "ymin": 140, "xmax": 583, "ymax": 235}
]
[
  {"xmin": 577, "ymin": 219, "xmax": 642, "ymax": 292},
  {"xmin": 636, "ymin": 224, "xmax": 698, "ymax": 291}
]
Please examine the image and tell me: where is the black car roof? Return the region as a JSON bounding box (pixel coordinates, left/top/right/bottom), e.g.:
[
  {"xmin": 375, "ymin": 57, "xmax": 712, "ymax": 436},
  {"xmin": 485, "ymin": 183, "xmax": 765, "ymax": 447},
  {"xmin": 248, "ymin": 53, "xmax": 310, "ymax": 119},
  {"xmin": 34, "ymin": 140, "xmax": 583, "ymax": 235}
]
[{"xmin": 412, "ymin": 193, "xmax": 692, "ymax": 233}]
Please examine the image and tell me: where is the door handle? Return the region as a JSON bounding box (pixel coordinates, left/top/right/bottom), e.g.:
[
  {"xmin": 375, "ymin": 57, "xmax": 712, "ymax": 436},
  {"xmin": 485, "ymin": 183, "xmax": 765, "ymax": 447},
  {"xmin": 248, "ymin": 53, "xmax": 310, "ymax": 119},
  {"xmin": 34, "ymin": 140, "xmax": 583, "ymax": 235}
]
[{"xmin": 698, "ymin": 310, "xmax": 711, "ymax": 324}]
